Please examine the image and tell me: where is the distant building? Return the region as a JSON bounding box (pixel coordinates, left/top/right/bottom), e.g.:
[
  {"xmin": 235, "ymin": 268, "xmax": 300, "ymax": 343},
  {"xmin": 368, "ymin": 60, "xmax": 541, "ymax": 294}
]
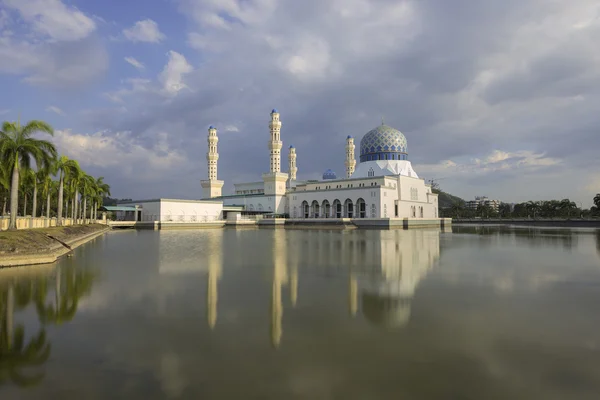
[{"xmin": 466, "ymin": 196, "xmax": 500, "ymax": 212}]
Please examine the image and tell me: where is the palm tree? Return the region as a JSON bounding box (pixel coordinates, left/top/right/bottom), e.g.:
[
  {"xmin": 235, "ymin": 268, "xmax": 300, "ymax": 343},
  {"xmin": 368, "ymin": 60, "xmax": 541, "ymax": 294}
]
[
  {"xmin": 39, "ymin": 172, "xmax": 53, "ymax": 220},
  {"xmin": 21, "ymin": 168, "xmax": 35, "ymax": 217},
  {"xmin": 67, "ymin": 166, "xmax": 83, "ymax": 224},
  {"xmin": 54, "ymin": 156, "xmax": 80, "ymax": 226},
  {"xmin": 94, "ymin": 177, "xmax": 111, "ymax": 221},
  {"xmin": 0, "ymin": 120, "xmax": 56, "ymax": 230},
  {"xmin": 0, "ymin": 161, "xmax": 10, "ymax": 217},
  {"xmin": 78, "ymin": 174, "xmax": 96, "ymax": 224}
]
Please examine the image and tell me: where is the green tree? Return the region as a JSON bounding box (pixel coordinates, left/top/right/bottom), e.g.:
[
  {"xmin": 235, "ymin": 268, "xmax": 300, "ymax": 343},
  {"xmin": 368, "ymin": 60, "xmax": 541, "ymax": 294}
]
[
  {"xmin": 0, "ymin": 120, "xmax": 56, "ymax": 230},
  {"xmin": 94, "ymin": 177, "xmax": 111, "ymax": 220},
  {"xmin": 594, "ymin": 194, "xmax": 600, "ymax": 209},
  {"xmin": 54, "ymin": 156, "xmax": 80, "ymax": 226}
]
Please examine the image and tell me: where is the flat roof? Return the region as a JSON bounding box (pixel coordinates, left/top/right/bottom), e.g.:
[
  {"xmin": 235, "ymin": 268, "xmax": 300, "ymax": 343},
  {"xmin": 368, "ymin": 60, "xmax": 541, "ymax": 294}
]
[{"xmin": 99, "ymin": 206, "xmax": 138, "ymax": 212}]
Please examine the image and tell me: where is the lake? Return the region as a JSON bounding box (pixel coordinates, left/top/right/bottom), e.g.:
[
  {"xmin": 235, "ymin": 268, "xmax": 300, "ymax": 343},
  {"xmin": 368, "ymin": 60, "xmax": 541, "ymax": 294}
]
[{"xmin": 1, "ymin": 226, "xmax": 600, "ymax": 399}]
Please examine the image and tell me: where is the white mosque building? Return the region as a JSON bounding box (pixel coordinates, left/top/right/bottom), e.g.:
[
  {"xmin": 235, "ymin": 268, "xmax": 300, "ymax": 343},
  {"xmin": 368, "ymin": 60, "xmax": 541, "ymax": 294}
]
[
  {"xmin": 119, "ymin": 109, "xmax": 445, "ymax": 227},
  {"xmin": 215, "ymin": 109, "xmax": 440, "ymax": 222}
]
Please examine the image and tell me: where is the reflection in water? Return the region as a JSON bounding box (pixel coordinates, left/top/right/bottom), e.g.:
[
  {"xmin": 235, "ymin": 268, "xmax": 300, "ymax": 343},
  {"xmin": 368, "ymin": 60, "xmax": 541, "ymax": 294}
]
[
  {"xmin": 0, "ymin": 265, "xmax": 96, "ymax": 388},
  {"xmin": 271, "ymin": 230, "xmax": 288, "ymax": 348},
  {"xmin": 358, "ymin": 230, "xmax": 441, "ymax": 328},
  {"xmin": 206, "ymin": 232, "xmax": 222, "ymax": 330}
]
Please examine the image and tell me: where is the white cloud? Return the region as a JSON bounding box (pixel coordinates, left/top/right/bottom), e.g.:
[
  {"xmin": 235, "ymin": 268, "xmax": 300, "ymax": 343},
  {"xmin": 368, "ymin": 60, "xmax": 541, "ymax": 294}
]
[
  {"xmin": 125, "ymin": 56, "xmax": 145, "ymax": 70},
  {"xmin": 0, "ymin": 9, "xmax": 9, "ymax": 29},
  {"xmin": 159, "ymin": 51, "xmax": 193, "ymax": 95},
  {"xmin": 420, "ymin": 149, "xmax": 562, "ymax": 176},
  {"xmin": 224, "ymin": 125, "xmax": 239, "ymax": 132},
  {"xmin": 123, "ymin": 19, "xmax": 165, "ymax": 43},
  {"xmin": 0, "ymin": 109, "xmax": 10, "ymax": 115},
  {"xmin": 3, "ymin": 0, "xmax": 96, "ymax": 41},
  {"xmin": 53, "ymin": 129, "xmax": 186, "ymax": 178},
  {"xmin": 46, "ymin": 105, "xmax": 65, "ymax": 116}
]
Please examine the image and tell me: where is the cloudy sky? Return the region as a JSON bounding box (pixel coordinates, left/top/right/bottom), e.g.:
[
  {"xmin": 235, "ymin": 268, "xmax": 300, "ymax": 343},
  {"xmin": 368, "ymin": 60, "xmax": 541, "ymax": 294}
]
[{"xmin": 1, "ymin": 0, "xmax": 599, "ymax": 206}]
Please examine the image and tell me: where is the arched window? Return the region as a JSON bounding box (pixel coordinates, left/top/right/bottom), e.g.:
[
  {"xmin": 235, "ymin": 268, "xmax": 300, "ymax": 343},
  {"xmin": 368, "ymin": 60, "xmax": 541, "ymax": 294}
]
[
  {"xmin": 420, "ymin": 206, "xmax": 424, "ymax": 218},
  {"xmin": 356, "ymin": 198, "xmax": 366, "ymax": 218},
  {"xmin": 368, "ymin": 167, "xmax": 374, "ymax": 177}
]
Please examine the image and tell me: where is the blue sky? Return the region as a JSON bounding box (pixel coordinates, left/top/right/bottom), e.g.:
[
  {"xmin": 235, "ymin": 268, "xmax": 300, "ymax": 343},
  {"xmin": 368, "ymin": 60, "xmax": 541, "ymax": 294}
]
[{"xmin": 1, "ymin": 0, "xmax": 599, "ymax": 206}]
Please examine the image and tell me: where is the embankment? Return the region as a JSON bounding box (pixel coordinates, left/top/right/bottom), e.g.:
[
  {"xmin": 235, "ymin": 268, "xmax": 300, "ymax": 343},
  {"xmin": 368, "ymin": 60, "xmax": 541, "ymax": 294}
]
[{"xmin": 0, "ymin": 224, "xmax": 110, "ymax": 268}]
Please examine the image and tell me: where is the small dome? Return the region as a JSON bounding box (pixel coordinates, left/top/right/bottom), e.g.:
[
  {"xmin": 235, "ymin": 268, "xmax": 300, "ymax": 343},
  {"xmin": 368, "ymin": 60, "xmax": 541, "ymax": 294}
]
[
  {"xmin": 209, "ymin": 125, "xmax": 214, "ymax": 129},
  {"xmin": 347, "ymin": 135, "xmax": 352, "ymax": 139},
  {"xmin": 359, "ymin": 123, "xmax": 408, "ymax": 163},
  {"xmin": 289, "ymin": 145, "xmax": 294, "ymax": 148},
  {"xmin": 323, "ymin": 169, "xmax": 337, "ymax": 180},
  {"xmin": 271, "ymin": 108, "xmax": 278, "ymax": 113}
]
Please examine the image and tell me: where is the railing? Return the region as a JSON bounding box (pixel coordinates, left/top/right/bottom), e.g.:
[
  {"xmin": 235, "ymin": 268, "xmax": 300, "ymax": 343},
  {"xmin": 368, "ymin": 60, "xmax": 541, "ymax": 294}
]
[{"xmin": 0, "ymin": 216, "xmax": 104, "ymax": 231}]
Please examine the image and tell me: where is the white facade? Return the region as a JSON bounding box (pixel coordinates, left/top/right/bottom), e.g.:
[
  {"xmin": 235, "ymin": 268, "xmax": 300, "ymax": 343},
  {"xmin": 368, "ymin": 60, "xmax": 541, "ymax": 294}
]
[
  {"xmin": 205, "ymin": 110, "xmax": 439, "ymax": 220},
  {"xmin": 119, "ymin": 199, "xmax": 223, "ymax": 222}
]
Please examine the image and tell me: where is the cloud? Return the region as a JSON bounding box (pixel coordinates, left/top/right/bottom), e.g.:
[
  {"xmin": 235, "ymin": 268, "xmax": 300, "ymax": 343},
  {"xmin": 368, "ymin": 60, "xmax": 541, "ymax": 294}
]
[
  {"xmin": 53, "ymin": 129, "xmax": 187, "ymax": 183},
  {"xmin": 123, "ymin": 19, "xmax": 165, "ymax": 43},
  {"xmin": 46, "ymin": 106, "xmax": 65, "ymax": 116},
  {"xmin": 159, "ymin": 51, "xmax": 193, "ymax": 95},
  {"xmin": 0, "ymin": 109, "xmax": 10, "ymax": 115},
  {"xmin": 224, "ymin": 125, "xmax": 239, "ymax": 132},
  {"xmin": 125, "ymin": 56, "xmax": 145, "ymax": 70},
  {"xmin": 2, "ymin": 0, "xmax": 96, "ymax": 41}
]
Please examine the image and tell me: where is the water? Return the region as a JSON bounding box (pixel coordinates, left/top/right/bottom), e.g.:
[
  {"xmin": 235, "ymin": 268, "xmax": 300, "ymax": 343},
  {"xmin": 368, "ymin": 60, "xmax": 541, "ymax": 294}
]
[{"xmin": 1, "ymin": 226, "xmax": 600, "ymax": 399}]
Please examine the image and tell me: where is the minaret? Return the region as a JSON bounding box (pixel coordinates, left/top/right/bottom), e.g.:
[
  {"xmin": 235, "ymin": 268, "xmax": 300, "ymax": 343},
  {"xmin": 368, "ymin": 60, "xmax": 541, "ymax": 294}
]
[
  {"xmin": 201, "ymin": 125, "xmax": 224, "ymax": 199},
  {"xmin": 288, "ymin": 145, "xmax": 297, "ymax": 181},
  {"xmin": 262, "ymin": 109, "xmax": 289, "ymax": 213},
  {"xmin": 269, "ymin": 109, "xmax": 282, "ymax": 173},
  {"xmin": 345, "ymin": 135, "xmax": 356, "ymax": 178}
]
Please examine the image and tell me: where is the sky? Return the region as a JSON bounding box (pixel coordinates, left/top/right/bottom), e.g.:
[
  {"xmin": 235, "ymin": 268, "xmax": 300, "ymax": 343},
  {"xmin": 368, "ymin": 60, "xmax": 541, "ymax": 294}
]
[{"xmin": 1, "ymin": 0, "xmax": 599, "ymax": 207}]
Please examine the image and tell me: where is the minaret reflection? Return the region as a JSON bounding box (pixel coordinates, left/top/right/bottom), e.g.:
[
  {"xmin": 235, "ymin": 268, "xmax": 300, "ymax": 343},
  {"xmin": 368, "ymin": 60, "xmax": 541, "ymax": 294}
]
[
  {"xmin": 271, "ymin": 230, "xmax": 288, "ymax": 348},
  {"xmin": 349, "ymin": 273, "xmax": 358, "ymax": 316},
  {"xmin": 358, "ymin": 229, "xmax": 441, "ymax": 328},
  {"xmin": 206, "ymin": 231, "xmax": 223, "ymax": 330}
]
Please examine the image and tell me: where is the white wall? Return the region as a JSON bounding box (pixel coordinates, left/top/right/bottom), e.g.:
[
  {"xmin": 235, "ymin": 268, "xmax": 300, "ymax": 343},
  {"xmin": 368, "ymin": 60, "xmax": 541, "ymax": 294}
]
[
  {"xmin": 234, "ymin": 182, "xmax": 264, "ymax": 194},
  {"xmin": 160, "ymin": 200, "xmax": 222, "ymax": 222}
]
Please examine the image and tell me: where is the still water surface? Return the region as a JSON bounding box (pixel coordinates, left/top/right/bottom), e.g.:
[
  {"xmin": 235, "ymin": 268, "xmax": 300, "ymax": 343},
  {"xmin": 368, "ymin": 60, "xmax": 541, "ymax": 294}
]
[{"xmin": 1, "ymin": 226, "xmax": 600, "ymax": 399}]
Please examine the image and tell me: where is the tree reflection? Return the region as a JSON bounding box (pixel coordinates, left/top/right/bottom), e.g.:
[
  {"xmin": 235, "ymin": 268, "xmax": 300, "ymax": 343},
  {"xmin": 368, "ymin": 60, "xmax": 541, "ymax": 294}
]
[{"xmin": 0, "ymin": 265, "xmax": 96, "ymax": 388}]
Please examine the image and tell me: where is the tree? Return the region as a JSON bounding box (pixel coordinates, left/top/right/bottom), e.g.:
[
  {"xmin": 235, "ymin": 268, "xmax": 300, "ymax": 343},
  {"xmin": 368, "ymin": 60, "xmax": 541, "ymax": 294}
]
[
  {"xmin": 594, "ymin": 194, "xmax": 600, "ymax": 209},
  {"xmin": 0, "ymin": 162, "xmax": 10, "ymax": 217},
  {"xmin": 94, "ymin": 177, "xmax": 111, "ymax": 221},
  {"xmin": 54, "ymin": 156, "xmax": 80, "ymax": 226},
  {"xmin": 0, "ymin": 120, "xmax": 56, "ymax": 230}
]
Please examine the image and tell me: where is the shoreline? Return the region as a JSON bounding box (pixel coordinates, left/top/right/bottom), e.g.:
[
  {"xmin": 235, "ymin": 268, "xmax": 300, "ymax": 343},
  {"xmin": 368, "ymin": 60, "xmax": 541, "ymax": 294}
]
[
  {"xmin": 452, "ymin": 219, "xmax": 600, "ymax": 228},
  {"xmin": 0, "ymin": 224, "xmax": 110, "ymax": 268}
]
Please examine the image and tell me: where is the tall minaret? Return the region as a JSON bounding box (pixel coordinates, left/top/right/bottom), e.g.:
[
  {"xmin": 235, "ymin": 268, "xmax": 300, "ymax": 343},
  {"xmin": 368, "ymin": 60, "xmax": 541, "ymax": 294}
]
[
  {"xmin": 201, "ymin": 125, "xmax": 224, "ymax": 199},
  {"xmin": 262, "ymin": 109, "xmax": 289, "ymax": 213},
  {"xmin": 269, "ymin": 109, "xmax": 282, "ymax": 173},
  {"xmin": 288, "ymin": 145, "xmax": 297, "ymax": 181},
  {"xmin": 345, "ymin": 135, "xmax": 356, "ymax": 178}
]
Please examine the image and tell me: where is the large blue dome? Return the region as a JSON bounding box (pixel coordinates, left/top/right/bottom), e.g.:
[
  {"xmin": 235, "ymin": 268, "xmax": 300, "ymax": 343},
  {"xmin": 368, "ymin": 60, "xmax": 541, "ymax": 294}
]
[
  {"xmin": 360, "ymin": 124, "xmax": 408, "ymax": 163},
  {"xmin": 322, "ymin": 169, "xmax": 337, "ymax": 180}
]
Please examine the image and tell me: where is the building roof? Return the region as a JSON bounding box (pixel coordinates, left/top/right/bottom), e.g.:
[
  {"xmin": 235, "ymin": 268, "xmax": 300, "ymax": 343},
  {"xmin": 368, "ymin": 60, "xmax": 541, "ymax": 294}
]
[{"xmin": 99, "ymin": 206, "xmax": 138, "ymax": 212}]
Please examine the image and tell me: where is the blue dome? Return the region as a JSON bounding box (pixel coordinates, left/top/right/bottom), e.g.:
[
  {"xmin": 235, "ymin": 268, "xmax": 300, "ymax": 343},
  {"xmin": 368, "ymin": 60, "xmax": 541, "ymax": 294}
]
[
  {"xmin": 359, "ymin": 123, "xmax": 408, "ymax": 163},
  {"xmin": 271, "ymin": 108, "xmax": 278, "ymax": 113},
  {"xmin": 347, "ymin": 135, "xmax": 352, "ymax": 139},
  {"xmin": 289, "ymin": 145, "xmax": 294, "ymax": 148},
  {"xmin": 323, "ymin": 169, "xmax": 337, "ymax": 180},
  {"xmin": 209, "ymin": 125, "xmax": 214, "ymax": 129}
]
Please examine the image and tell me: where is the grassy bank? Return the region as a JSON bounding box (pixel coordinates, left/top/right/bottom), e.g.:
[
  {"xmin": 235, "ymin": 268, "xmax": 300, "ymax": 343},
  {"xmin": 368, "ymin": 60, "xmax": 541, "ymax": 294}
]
[{"xmin": 0, "ymin": 224, "xmax": 109, "ymax": 267}]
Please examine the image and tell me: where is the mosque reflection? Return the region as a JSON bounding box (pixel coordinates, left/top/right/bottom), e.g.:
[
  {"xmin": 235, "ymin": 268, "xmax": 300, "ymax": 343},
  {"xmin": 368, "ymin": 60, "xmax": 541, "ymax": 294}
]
[
  {"xmin": 0, "ymin": 264, "xmax": 96, "ymax": 388},
  {"xmin": 199, "ymin": 228, "xmax": 441, "ymax": 348}
]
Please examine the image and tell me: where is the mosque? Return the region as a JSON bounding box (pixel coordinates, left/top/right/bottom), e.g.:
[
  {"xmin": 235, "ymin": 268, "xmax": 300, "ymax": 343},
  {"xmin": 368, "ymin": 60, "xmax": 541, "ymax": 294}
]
[
  {"xmin": 207, "ymin": 109, "xmax": 439, "ymax": 221},
  {"xmin": 118, "ymin": 108, "xmax": 443, "ymax": 226}
]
